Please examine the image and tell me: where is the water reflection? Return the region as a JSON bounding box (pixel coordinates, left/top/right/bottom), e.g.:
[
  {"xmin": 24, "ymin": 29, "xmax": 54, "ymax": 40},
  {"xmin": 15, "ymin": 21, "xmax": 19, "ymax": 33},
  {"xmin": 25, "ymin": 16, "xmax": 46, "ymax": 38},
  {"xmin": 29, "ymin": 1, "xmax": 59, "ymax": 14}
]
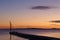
[
  {"xmin": 0, "ymin": 30, "xmax": 60, "ymax": 40},
  {"xmin": 36, "ymin": 32, "xmax": 60, "ymax": 38}
]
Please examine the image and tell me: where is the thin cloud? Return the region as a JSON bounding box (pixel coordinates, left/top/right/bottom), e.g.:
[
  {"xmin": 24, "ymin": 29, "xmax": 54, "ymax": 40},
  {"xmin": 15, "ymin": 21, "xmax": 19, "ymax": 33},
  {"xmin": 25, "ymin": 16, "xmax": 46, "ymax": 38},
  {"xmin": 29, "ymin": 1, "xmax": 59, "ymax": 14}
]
[
  {"xmin": 31, "ymin": 6, "xmax": 55, "ymax": 10},
  {"xmin": 50, "ymin": 20, "xmax": 60, "ymax": 23}
]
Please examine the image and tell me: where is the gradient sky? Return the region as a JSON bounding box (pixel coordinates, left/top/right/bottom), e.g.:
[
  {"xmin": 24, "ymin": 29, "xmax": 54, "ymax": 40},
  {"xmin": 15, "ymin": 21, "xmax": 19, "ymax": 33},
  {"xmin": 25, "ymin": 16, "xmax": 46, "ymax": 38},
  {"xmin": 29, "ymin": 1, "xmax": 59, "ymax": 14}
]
[{"xmin": 0, "ymin": 0, "xmax": 60, "ymax": 28}]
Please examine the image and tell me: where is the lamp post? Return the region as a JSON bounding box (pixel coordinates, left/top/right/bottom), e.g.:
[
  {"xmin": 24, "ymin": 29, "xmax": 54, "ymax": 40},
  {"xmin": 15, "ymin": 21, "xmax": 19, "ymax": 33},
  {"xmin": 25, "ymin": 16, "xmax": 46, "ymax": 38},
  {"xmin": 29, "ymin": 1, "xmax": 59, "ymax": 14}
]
[{"xmin": 10, "ymin": 21, "xmax": 12, "ymax": 40}]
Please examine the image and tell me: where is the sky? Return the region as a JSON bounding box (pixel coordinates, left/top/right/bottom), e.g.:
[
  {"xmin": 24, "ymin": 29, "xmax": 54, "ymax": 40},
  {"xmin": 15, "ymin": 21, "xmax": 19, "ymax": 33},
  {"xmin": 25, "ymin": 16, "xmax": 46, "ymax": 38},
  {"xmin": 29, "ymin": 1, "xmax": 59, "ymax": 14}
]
[{"xmin": 0, "ymin": 0, "xmax": 60, "ymax": 28}]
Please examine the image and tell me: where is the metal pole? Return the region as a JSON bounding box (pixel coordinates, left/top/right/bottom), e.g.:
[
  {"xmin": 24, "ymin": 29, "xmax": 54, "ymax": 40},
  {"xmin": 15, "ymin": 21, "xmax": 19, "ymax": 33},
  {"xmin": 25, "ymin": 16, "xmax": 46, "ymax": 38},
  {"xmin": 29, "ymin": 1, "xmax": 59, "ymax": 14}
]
[{"xmin": 10, "ymin": 21, "xmax": 12, "ymax": 40}]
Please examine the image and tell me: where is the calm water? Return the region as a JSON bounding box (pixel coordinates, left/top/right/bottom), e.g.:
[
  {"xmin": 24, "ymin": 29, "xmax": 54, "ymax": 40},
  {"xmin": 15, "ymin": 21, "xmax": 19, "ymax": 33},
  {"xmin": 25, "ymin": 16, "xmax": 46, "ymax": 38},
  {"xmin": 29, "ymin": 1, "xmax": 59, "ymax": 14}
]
[{"xmin": 0, "ymin": 29, "xmax": 60, "ymax": 40}]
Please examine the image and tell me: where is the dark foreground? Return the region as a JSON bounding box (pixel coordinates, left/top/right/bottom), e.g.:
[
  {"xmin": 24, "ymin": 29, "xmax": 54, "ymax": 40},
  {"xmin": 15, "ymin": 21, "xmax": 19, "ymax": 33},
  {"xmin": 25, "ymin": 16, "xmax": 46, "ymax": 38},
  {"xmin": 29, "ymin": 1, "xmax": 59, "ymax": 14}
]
[{"xmin": 10, "ymin": 31, "xmax": 60, "ymax": 40}]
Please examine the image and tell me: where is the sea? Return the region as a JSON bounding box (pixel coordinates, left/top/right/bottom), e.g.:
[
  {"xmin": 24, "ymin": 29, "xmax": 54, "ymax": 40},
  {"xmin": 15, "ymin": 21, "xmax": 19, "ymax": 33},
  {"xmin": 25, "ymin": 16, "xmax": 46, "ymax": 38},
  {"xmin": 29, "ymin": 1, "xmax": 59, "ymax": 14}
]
[{"xmin": 0, "ymin": 29, "xmax": 60, "ymax": 40}]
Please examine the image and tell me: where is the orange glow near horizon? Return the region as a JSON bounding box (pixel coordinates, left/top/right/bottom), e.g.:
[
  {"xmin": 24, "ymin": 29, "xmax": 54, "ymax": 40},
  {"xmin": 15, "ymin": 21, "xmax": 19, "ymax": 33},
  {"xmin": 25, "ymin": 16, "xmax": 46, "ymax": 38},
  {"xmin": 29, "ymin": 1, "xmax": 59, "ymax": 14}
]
[{"xmin": 0, "ymin": 21, "xmax": 60, "ymax": 29}]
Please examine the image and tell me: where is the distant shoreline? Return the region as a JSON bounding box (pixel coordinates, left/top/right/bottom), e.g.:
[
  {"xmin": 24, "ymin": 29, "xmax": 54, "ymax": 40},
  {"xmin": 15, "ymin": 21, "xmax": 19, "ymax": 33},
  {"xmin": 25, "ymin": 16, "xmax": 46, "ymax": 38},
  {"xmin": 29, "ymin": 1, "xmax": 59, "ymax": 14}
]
[{"xmin": 0, "ymin": 28, "xmax": 60, "ymax": 30}]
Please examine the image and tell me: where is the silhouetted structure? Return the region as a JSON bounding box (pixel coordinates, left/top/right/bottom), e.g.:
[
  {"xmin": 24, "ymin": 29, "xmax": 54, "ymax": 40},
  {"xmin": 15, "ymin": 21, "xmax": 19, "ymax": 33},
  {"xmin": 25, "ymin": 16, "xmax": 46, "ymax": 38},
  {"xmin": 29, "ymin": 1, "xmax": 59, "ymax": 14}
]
[{"xmin": 10, "ymin": 31, "xmax": 60, "ymax": 40}]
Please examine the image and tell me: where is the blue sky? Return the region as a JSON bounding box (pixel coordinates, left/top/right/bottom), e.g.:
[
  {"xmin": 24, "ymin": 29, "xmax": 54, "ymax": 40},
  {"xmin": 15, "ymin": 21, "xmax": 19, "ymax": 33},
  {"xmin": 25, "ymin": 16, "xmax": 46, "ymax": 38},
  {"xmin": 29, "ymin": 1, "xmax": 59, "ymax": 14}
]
[{"xmin": 0, "ymin": 0, "xmax": 60, "ymax": 28}]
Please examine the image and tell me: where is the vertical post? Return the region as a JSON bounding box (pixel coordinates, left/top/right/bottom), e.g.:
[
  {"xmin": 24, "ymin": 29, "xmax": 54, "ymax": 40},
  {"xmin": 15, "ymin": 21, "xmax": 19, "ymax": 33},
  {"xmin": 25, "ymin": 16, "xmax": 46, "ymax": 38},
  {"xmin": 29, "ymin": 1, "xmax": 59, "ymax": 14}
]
[{"xmin": 10, "ymin": 21, "xmax": 12, "ymax": 40}]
